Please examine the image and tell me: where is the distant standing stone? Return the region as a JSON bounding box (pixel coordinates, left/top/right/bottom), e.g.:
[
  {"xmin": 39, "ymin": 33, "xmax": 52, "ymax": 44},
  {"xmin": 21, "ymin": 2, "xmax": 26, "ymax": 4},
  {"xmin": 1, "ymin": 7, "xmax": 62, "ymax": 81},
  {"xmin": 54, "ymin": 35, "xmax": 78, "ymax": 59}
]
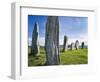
[
  {"xmin": 70, "ymin": 42, "xmax": 74, "ymax": 50},
  {"xmin": 81, "ymin": 42, "xmax": 85, "ymax": 49},
  {"xmin": 31, "ymin": 22, "xmax": 39, "ymax": 56},
  {"xmin": 62, "ymin": 36, "xmax": 68, "ymax": 52},
  {"xmin": 45, "ymin": 16, "xmax": 60, "ymax": 65},
  {"xmin": 75, "ymin": 40, "xmax": 79, "ymax": 50}
]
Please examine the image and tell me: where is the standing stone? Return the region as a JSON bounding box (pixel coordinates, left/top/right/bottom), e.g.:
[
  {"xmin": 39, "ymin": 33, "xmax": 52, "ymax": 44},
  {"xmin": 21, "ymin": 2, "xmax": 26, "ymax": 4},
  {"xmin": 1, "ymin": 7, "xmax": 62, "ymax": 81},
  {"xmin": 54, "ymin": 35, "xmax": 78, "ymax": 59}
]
[
  {"xmin": 75, "ymin": 40, "xmax": 79, "ymax": 50},
  {"xmin": 45, "ymin": 16, "xmax": 60, "ymax": 65},
  {"xmin": 31, "ymin": 22, "xmax": 39, "ymax": 56},
  {"xmin": 62, "ymin": 36, "xmax": 68, "ymax": 52},
  {"xmin": 81, "ymin": 42, "xmax": 85, "ymax": 49},
  {"xmin": 70, "ymin": 42, "xmax": 74, "ymax": 50}
]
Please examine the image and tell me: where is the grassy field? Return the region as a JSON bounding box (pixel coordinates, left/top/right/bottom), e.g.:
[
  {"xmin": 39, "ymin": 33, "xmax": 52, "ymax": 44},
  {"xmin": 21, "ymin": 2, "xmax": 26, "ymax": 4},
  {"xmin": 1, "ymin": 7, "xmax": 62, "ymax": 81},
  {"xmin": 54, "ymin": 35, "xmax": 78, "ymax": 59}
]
[{"xmin": 28, "ymin": 47, "xmax": 88, "ymax": 66}]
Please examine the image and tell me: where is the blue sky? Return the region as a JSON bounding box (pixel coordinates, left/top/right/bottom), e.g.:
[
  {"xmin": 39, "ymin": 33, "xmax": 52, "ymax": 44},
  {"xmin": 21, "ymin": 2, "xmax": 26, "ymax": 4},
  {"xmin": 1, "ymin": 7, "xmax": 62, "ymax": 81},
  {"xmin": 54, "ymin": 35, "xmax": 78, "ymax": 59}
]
[{"xmin": 28, "ymin": 15, "xmax": 88, "ymax": 46}]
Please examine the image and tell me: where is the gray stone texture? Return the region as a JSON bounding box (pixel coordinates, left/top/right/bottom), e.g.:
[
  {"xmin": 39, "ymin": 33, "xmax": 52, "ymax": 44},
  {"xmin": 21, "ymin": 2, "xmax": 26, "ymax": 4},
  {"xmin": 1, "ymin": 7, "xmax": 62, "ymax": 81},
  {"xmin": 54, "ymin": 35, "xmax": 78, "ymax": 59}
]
[
  {"xmin": 31, "ymin": 22, "xmax": 39, "ymax": 56},
  {"xmin": 75, "ymin": 40, "xmax": 79, "ymax": 50},
  {"xmin": 71, "ymin": 42, "xmax": 75, "ymax": 50},
  {"xmin": 81, "ymin": 42, "xmax": 85, "ymax": 49},
  {"xmin": 45, "ymin": 16, "xmax": 60, "ymax": 65},
  {"xmin": 62, "ymin": 36, "xmax": 68, "ymax": 52}
]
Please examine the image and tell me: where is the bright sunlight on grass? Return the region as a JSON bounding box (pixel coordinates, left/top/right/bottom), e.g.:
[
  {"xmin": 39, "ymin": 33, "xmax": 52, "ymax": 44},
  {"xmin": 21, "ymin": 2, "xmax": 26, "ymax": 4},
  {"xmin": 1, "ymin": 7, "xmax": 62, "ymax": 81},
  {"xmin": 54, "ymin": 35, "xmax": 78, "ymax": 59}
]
[{"xmin": 28, "ymin": 47, "xmax": 88, "ymax": 66}]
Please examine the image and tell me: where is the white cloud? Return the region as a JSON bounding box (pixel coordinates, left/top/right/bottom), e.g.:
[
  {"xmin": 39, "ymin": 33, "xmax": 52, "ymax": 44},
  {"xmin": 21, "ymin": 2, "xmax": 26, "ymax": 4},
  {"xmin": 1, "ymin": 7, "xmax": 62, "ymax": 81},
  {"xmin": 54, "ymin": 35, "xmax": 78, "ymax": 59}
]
[
  {"xmin": 39, "ymin": 37, "xmax": 45, "ymax": 46},
  {"xmin": 28, "ymin": 37, "xmax": 32, "ymax": 46}
]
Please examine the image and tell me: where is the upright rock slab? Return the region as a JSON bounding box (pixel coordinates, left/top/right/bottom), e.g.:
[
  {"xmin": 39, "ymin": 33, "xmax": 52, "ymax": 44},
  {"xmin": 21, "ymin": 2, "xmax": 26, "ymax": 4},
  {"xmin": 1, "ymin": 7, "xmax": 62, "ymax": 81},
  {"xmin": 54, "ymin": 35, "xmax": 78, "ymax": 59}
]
[
  {"xmin": 31, "ymin": 22, "xmax": 39, "ymax": 56},
  {"xmin": 81, "ymin": 42, "xmax": 85, "ymax": 49},
  {"xmin": 70, "ymin": 42, "xmax": 74, "ymax": 50},
  {"xmin": 62, "ymin": 36, "xmax": 68, "ymax": 52},
  {"xmin": 45, "ymin": 16, "xmax": 60, "ymax": 65},
  {"xmin": 75, "ymin": 40, "xmax": 79, "ymax": 50}
]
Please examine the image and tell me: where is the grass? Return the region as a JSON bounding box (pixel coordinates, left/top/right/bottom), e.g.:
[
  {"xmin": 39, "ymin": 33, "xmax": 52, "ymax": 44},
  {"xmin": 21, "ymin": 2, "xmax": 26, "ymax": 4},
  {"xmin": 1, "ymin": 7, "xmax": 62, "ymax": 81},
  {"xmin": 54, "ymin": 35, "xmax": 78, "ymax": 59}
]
[
  {"xmin": 60, "ymin": 49, "xmax": 88, "ymax": 65},
  {"xmin": 28, "ymin": 47, "xmax": 88, "ymax": 66}
]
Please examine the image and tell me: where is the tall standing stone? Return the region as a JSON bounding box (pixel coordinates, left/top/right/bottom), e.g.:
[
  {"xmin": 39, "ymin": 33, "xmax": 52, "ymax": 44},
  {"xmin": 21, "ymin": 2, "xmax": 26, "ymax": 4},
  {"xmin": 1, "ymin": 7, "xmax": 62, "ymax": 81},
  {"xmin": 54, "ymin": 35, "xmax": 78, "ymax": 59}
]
[
  {"xmin": 75, "ymin": 40, "xmax": 79, "ymax": 50},
  {"xmin": 45, "ymin": 16, "xmax": 60, "ymax": 65},
  {"xmin": 31, "ymin": 22, "xmax": 39, "ymax": 56},
  {"xmin": 81, "ymin": 42, "xmax": 85, "ymax": 49},
  {"xmin": 62, "ymin": 36, "xmax": 68, "ymax": 52},
  {"xmin": 70, "ymin": 42, "xmax": 74, "ymax": 50}
]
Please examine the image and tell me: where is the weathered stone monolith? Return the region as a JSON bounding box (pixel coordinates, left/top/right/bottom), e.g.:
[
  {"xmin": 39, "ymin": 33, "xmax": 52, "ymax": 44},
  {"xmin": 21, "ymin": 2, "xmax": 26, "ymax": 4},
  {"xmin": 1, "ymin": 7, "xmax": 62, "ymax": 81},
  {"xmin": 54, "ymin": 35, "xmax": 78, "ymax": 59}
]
[
  {"xmin": 31, "ymin": 22, "xmax": 39, "ymax": 56},
  {"xmin": 70, "ymin": 42, "xmax": 74, "ymax": 50},
  {"xmin": 81, "ymin": 42, "xmax": 85, "ymax": 49},
  {"xmin": 45, "ymin": 16, "xmax": 60, "ymax": 65},
  {"xmin": 62, "ymin": 36, "xmax": 68, "ymax": 52},
  {"xmin": 75, "ymin": 40, "xmax": 79, "ymax": 50}
]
